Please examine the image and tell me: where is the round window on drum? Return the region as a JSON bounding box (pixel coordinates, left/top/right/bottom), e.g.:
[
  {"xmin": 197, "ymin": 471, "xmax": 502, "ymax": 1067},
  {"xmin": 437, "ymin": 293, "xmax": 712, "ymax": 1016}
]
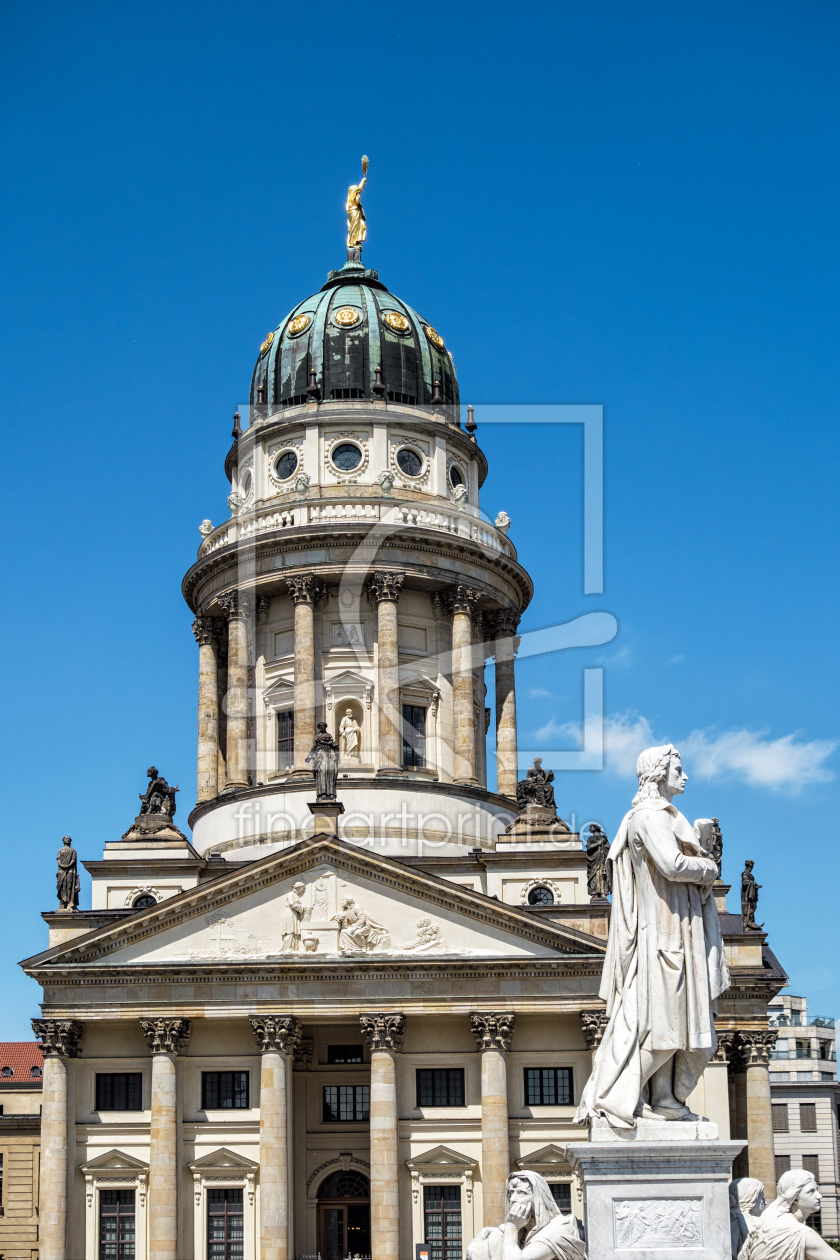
[
  {"xmin": 396, "ymin": 447, "xmax": 423, "ymax": 478},
  {"xmin": 274, "ymin": 450, "xmax": 299, "ymax": 481},
  {"xmin": 449, "ymin": 464, "xmax": 465, "ymax": 488},
  {"xmin": 332, "ymin": 443, "xmax": 363, "ymax": 472},
  {"xmin": 527, "ymin": 886, "xmax": 555, "ymax": 906}
]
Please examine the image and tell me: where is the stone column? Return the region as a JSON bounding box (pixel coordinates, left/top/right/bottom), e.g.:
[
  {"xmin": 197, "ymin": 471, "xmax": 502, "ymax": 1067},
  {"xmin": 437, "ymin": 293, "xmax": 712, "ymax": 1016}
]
[
  {"xmin": 368, "ymin": 573, "xmax": 405, "ymax": 774},
  {"xmin": 141, "ymin": 1018, "xmax": 191, "ymax": 1260},
  {"xmin": 218, "ymin": 592, "xmax": 250, "ymax": 788},
  {"xmin": 470, "ymin": 1012, "xmax": 514, "ymax": 1227},
  {"xmin": 286, "ymin": 574, "xmax": 320, "ymax": 773},
  {"xmin": 473, "ymin": 613, "xmax": 488, "ymax": 788},
  {"xmin": 192, "ymin": 616, "xmax": 220, "ymax": 802},
  {"xmin": 488, "ymin": 611, "xmax": 520, "ymax": 798},
  {"xmin": 361, "ymin": 1013, "xmax": 406, "ymax": 1260},
  {"xmin": 450, "ymin": 585, "xmax": 480, "ymax": 785},
  {"xmin": 251, "ymin": 1016, "xmax": 301, "ymax": 1260},
  {"xmin": 32, "ymin": 1018, "xmax": 83, "ymax": 1260},
  {"xmin": 740, "ymin": 1030, "xmax": 778, "ymax": 1199}
]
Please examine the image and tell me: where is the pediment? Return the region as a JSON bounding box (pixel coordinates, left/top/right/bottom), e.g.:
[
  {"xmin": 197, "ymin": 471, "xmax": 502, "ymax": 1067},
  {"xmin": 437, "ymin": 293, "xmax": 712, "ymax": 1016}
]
[
  {"xmin": 407, "ymin": 1145, "xmax": 477, "ymax": 1171},
  {"xmin": 515, "ymin": 1145, "xmax": 574, "ymax": 1174},
  {"xmin": 80, "ymin": 1148, "xmax": 149, "ymax": 1174},
  {"xmin": 22, "ymin": 835, "xmax": 605, "ymax": 971},
  {"xmin": 189, "ymin": 1147, "xmax": 259, "ymax": 1173}
]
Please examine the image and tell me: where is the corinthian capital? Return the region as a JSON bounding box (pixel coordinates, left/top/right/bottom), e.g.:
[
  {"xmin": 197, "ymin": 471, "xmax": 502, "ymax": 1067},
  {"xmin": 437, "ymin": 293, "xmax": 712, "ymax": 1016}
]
[
  {"xmin": 217, "ymin": 591, "xmax": 240, "ymax": 619},
  {"xmin": 366, "ymin": 572, "xmax": 406, "ymax": 606},
  {"xmin": 249, "ymin": 1015, "xmax": 302, "ymax": 1055},
  {"xmin": 470, "ymin": 1011, "xmax": 515, "ymax": 1051},
  {"xmin": 486, "ymin": 609, "xmax": 520, "ymax": 640},
  {"xmin": 192, "ymin": 616, "xmax": 220, "ymax": 646},
  {"xmin": 32, "ymin": 1018, "xmax": 84, "ymax": 1058},
  {"xmin": 737, "ymin": 1030, "xmax": 778, "ymax": 1067},
  {"xmin": 360, "ymin": 1013, "xmax": 406, "ymax": 1052},
  {"xmin": 711, "ymin": 1029, "xmax": 738, "ymax": 1064},
  {"xmin": 285, "ymin": 574, "xmax": 322, "ymax": 606},
  {"xmin": 448, "ymin": 584, "xmax": 480, "ymax": 617},
  {"xmin": 140, "ymin": 1017, "xmax": 191, "ymax": 1055},
  {"xmin": 579, "ymin": 1010, "xmax": 609, "ymax": 1050}
]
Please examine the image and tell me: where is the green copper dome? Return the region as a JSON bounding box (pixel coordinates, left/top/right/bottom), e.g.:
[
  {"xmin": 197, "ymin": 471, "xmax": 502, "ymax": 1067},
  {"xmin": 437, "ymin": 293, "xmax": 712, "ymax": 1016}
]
[{"xmin": 250, "ymin": 260, "xmax": 459, "ymax": 411}]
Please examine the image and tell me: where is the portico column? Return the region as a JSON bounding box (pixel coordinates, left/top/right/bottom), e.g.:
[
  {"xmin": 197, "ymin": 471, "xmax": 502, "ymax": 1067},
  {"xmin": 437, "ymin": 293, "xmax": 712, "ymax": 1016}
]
[
  {"xmin": 192, "ymin": 616, "xmax": 220, "ymax": 801},
  {"xmin": 218, "ymin": 591, "xmax": 250, "ymax": 788},
  {"xmin": 361, "ymin": 1013, "xmax": 406, "ymax": 1260},
  {"xmin": 32, "ymin": 1018, "xmax": 84, "ymax": 1260},
  {"xmin": 368, "ymin": 573, "xmax": 405, "ymax": 773},
  {"xmin": 141, "ymin": 1018, "xmax": 191, "ymax": 1260},
  {"xmin": 470, "ymin": 1012, "xmax": 514, "ymax": 1227},
  {"xmin": 450, "ymin": 584, "xmax": 480, "ymax": 785},
  {"xmin": 286, "ymin": 574, "xmax": 320, "ymax": 773},
  {"xmin": 488, "ymin": 611, "xmax": 520, "ymax": 798},
  {"xmin": 740, "ymin": 1030, "xmax": 778, "ymax": 1199},
  {"xmin": 250, "ymin": 1016, "xmax": 301, "ymax": 1260}
]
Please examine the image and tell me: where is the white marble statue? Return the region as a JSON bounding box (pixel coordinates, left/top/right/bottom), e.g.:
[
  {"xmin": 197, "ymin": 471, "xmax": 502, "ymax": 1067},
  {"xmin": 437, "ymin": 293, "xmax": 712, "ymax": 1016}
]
[
  {"xmin": 339, "ymin": 709, "xmax": 361, "ymax": 760},
  {"xmin": 280, "ymin": 882, "xmax": 307, "ymax": 952},
  {"xmin": 466, "ymin": 1172, "xmax": 584, "ymax": 1260},
  {"xmin": 575, "ymin": 744, "xmax": 729, "ymax": 1129},
  {"xmin": 332, "ymin": 897, "xmax": 390, "ymax": 952},
  {"xmin": 738, "ymin": 1171, "xmax": 836, "ymax": 1260},
  {"xmin": 730, "ymin": 1178, "xmax": 766, "ymax": 1258}
]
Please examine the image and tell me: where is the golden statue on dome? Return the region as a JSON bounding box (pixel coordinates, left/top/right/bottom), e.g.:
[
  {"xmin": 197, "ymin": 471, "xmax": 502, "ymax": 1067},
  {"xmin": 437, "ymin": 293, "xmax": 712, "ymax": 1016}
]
[{"xmin": 346, "ymin": 155, "xmax": 369, "ymax": 256}]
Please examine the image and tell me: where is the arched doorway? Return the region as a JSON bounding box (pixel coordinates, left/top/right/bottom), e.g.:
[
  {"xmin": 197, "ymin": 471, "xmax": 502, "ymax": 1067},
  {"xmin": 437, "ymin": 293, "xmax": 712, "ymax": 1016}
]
[{"xmin": 317, "ymin": 1169, "xmax": 371, "ymax": 1260}]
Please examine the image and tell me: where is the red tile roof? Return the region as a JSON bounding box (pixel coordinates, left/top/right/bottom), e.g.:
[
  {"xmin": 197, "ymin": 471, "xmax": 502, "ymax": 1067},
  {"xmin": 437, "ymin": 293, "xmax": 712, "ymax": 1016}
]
[{"xmin": 0, "ymin": 1041, "xmax": 44, "ymax": 1084}]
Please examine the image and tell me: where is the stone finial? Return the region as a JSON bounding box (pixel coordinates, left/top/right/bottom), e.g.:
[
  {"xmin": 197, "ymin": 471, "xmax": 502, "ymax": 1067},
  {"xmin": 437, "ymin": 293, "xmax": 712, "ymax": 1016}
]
[
  {"xmin": 366, "ymin": 571, "xmax": 405, "ymax": 606},
  {"xmin": 286, "ymin": 573, "xmax": 321, "ymax": 605},
  {"xmin": 228, "ymin": 489, "xmax": 245, "ymax": 518},
  {"xmin": 359, "ymin": 1013, "xmax": 406, "ymax": 1052},
  {"xmin": 140, "ymin": 1018, "xmax": 192, "ymax": 1055},
  {"xmin": 191, "ymin": 616, "xmax": 219, "ymax": 647},
  {"xmin": 737, "ymin": 1030, "xmax": 778, "ymax": 1068},
  {"xmin": 249, "ymin": 1015, "xmax": 302, "ymax": 1055},
  {"xmin": 579, "ymin": 1010, "xmax": 610, "ymax": 1050},
  {"xmin": 32, "ymin": 1018, "xmax": 84, "ymax": 1058},
  {"xmin": 451, "ymin": 483, "xmax": 468, "ymax": 503},
  {"xmin": 377, "ymin": 469, "xmax": 395, "ymax": 496},
  {"xmin": 494, "ymin": 510, "xmax": 511, "ymax": 535},
  {"xmin": 470, "ymin": 1012, "xmax": 515, "ymax": 1052},
  {"xmin": 295, "ymin": 472, "xmax": 311, "ymax": 499},
  {"xmin": 199, "ymin": 519, "xmax": 214, "ymax": 538}
]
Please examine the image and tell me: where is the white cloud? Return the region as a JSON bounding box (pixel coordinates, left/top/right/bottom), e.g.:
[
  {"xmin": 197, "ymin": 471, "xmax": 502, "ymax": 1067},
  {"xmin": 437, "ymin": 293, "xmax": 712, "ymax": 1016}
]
[
  {"xmin": 668, "ymin": 654, "xmax": 685, "ymax": 665},
  {"xmin": 603, "ymin": 713, "xmax": 655, "ymax": 776},
  {"xmin": 528, "ymin": 687, "xmax": 552, "ymax": 698},
  {"xmin": 534, "ymin": 717, "xmax": 573, "ymax": 741},
  {"xmin": 680, "ymin": 727, "xmax": 837, "ymax": 792}
]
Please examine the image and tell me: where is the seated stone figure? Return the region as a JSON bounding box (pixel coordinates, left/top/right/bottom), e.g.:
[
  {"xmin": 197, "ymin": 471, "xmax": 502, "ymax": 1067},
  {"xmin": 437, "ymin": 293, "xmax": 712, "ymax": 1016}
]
[
  {"xmin": 730, "ymin": 1178, "xmax": 766, "ymax": 1259},
  {"xmin": 466, "ymin": 1172, "xmax": 584, "ymax": 1260},
  {"xmin": 738, "ymin": 1170, "xmax": 836, "ymax": 1260}
]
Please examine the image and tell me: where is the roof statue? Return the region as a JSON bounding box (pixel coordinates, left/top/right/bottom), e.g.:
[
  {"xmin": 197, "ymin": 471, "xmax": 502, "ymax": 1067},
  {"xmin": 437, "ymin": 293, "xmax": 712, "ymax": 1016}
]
[{"xmin": 346, "ymin": 155, "xmax": 369, "ymax": 259}]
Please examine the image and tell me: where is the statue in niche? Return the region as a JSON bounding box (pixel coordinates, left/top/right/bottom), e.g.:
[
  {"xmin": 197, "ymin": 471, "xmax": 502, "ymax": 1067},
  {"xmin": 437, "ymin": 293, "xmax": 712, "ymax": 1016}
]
[
  {"xmin": 741, "ymin": 860, "xmax": 764, "ymax": 931},
  {"xmin": 332, "ymin": 896, "xmax": 390, "ymax": 953},
  {"xmin": 139, "ymin": 767, "xmax": 179, "ymax": 817},
  {"xmin": 281, "ymin": 882, "xmax": 307, "ymax": 953},
  {"xmin": 56, "ymin": 837, "xmax": 80, "ymax": 912},
  {"xmin": 466, "ymin": 1171, "xmax": 584, "ymax": 1260},
  {"xmin": 339, "ymin": 709, "xmax": 361, "ymax": 761},
  {"xmin": 586, "ymin": 823, "xmax": 611, "ymax": 901},
  {"xmin": 306, "ymin": 723, "xmax": 339, "ymax": 800},
  {"xmin": 730, "ymin": 1178, "xmax": 766, "ymax": 1259},
  {"xmin": 739, "ymin": 1170, "xmax": 836, "ymax": 1260},
  {"xmin": 516, "ymin": 757, "xmax": 558, "ymax": 815},
  {"xmin": 574, "ymin": 744, "xmax": 728, "ymax": 1129}
]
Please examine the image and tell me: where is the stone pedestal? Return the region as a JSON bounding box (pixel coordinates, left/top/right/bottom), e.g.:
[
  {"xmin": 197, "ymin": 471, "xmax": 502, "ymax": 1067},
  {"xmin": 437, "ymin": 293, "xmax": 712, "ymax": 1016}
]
[
  {"xmin": 308, "ymin": 801, "xmax": 345, "ymax": 835},
  {"xmin": 565, "ymin": 1119, "xmax": 744, "ymax": 1260}
]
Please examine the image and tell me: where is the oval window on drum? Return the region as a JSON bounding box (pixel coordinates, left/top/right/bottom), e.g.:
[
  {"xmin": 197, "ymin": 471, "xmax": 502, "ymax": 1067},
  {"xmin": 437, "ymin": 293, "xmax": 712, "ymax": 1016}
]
[
  {"xmin": 449, "ymin": 465, "xmax": 464, "ymax": 488},
  {"xmin": 274, "ymin": 451, "xmax": 298, "ymax": 481},
  {"xmin": 332, "ymin": 443, "xmax": 363, "ymax": 471},
  {"xmin": 396, "ymin": 448, "xmax": 423, "ymax": 477}
]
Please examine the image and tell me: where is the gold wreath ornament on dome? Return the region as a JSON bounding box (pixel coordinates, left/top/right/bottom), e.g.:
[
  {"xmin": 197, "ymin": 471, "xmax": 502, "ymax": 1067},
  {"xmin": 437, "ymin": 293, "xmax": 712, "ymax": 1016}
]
[
  {"xmin": 424, "ymin": 324, "xmax": 445, "ymax": 348},
  {"xmin": 287, "ymin": 314, "xmax": 310, "ymax": 336},
  {"xmin": 260, "ymin": 331, "xmax": 275, "ymax": 355},
  {"xmin": 383, "ymin": 310, "xmax": 410, "ymax": 333},
  {"xmin": 334, "ymin": 306, "xmax": 361, "ymax": 327}
]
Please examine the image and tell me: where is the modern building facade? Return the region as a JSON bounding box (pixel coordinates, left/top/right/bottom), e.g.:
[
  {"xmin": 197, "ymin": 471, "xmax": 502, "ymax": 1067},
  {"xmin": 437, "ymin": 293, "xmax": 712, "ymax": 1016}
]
[
  {"xmin": 769, "ymin": 993, "xmax": 840, "ymax": 1236},
  {"xmin": 0, "ymin": 1041, "xmax": 44, "ymax": 1260},
  {"xmin": 21, "ymin": 222, "xmax": 791, "ymax": 1260}
]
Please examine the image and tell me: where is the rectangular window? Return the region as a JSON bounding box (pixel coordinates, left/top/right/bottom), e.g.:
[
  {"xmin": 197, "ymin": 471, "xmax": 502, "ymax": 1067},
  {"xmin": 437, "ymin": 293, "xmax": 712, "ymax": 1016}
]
[
  {"xmin": 277, "ymin": 708, "xmax": 295, "ymax": 771},
  {"xmin": 402, "ymin": 705, "xmax": 427, "ymax": 768},
  {"xmin": 550, "ymin": 1183, "xmax": 572, "ymax": 1214},
  {"xmin": 808, "ymin": 1212, "xmax": 823, "ymax": 1236},
  {"xmin": 772, "ymin": 1103, "xmax": 789, "ymax": 1132},
  {"xmin": 95, "ymin": 1074, "xmax": 143, "ymax": 1112},
  {"xmin": 775, "ymin": 1155, "xmax": 791, "ymax": 1180},
  {"xmin": 424, "ymin": 1185, "xmax": 462, "ymax": 1260},
  {"xmin": 802, "ymin": 1155, "xmax": 820, "ymax": 1178},
  {"xmin": 524, "ymin": 1068, "xmax": 573, "ymax": 1107},
  {"xmin": 416, "ymin": 1069, "xmax": 466, "ymax": 1108},
  {"xmin": 202, "ymin": 1072, "xmax": 250, "ymax": 1110},
  {"xmin": 99, "ymin": 1188, "xmax": 136, "ymax": 1260},
  {"xmin": 208, "ymin": 1187, "xmax": 244, "ymax": 1260},
  {"xmin": 322, "ymin": 1084, "xmax": 370, "ymax": 1122},
  {"xmin": 800, "ymin": 1103, "xmax": 818, "ymax": 1132},
  {"xmin": 327, "ymin": 1045, "xmax": 364, "ymax": 1064}
]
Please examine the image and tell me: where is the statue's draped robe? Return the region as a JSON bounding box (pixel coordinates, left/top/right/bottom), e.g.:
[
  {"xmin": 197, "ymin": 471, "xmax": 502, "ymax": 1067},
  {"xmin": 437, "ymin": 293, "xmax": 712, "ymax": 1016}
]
[
  {"xmin": 281, "ymin": 892, "xmax": 304, "ymax": 952},
  {"xmin": 576, "ymin": 799, "xmax": 728, "ymax": 1128},
  {"xmin": 739, "ymin": 1214, "xmax": 811, "ymax": 1260},
  {"xmin": 56, "ymin": 847, "xmax": 80, "ymax": 908}
]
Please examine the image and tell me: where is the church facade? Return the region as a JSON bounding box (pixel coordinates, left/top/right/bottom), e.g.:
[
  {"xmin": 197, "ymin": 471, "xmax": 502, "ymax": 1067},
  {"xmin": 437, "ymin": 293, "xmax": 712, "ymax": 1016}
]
[{"xmin": 22, "ymin": 210, "xmax": 788, "ymax": 1260}]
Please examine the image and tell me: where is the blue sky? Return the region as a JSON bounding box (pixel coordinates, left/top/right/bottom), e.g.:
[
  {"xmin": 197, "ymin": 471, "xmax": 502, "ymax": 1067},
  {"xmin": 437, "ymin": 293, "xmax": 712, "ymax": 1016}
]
[{"xmin": 1, "ymin": 0, "xmax": 839, "ymax": 1036}]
